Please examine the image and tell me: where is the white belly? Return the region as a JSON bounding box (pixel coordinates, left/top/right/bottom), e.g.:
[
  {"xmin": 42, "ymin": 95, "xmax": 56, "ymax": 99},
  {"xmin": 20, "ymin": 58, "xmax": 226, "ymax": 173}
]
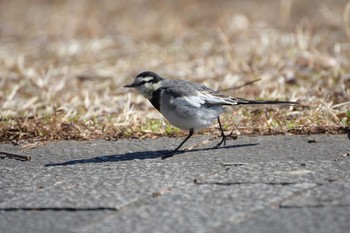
[{"xmin": 160, "ymin": 95, "xmax": 225, "ymax": 130}]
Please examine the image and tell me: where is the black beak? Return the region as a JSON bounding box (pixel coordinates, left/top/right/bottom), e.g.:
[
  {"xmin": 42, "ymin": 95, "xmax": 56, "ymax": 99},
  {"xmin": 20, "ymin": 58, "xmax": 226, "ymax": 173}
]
[{"xmin": 124, "ymin": 83, "xmax": 134, "ymax": 88}]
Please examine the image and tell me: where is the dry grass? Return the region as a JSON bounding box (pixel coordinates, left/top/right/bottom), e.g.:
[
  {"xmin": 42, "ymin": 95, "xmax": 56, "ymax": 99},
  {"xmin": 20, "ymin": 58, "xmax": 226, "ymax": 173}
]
[{"xmin": 0, "ymin": 0, "xmax": 349, "ymax": 144}]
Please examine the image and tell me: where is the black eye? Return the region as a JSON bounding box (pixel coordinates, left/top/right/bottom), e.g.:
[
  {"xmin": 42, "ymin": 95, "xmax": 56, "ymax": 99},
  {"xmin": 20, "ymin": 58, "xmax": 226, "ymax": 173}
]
[{"xmin": 133, "ymin": 80, "xmax": 146, "ymax": 87}]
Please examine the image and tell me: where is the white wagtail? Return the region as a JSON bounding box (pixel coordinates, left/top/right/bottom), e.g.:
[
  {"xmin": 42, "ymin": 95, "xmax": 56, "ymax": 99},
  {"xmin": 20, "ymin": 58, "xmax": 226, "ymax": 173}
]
[{"xmin": 125, "ymin": 71, "xmax": 298, "ymax": 159}]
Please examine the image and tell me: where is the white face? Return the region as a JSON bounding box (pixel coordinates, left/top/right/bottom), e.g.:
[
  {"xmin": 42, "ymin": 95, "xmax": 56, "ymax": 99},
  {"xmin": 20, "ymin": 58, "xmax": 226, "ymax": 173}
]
[{"xmin": 130, "ymin": 76, "xmax": 162, "ymax": 99}]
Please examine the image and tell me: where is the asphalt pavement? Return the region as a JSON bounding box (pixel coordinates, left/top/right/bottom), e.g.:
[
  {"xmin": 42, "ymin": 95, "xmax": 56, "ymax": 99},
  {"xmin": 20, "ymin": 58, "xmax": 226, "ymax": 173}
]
[{"xmin": 1, "ymin": 134, "xmax": 349, "ymax": 233}]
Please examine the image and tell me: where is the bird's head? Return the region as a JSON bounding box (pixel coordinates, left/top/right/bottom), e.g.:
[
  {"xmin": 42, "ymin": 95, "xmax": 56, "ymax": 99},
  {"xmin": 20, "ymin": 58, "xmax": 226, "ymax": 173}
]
[{"xmin": 124, "ymin": 71, "xmax": 163, "ymax": 99}]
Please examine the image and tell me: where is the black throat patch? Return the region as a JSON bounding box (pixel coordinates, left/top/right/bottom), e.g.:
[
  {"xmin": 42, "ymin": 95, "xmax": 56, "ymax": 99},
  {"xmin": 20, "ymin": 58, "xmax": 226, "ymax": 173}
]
[{"xmin": 149, "ymin": 88, "xmax": 162, "ymax": 111}]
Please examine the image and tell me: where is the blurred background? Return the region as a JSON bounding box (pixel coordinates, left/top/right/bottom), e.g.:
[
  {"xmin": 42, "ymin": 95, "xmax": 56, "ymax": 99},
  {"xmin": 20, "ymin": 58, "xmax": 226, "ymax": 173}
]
[{"xmin": 0, "ymin": 0, "xmax": 349, "ymax": 142}]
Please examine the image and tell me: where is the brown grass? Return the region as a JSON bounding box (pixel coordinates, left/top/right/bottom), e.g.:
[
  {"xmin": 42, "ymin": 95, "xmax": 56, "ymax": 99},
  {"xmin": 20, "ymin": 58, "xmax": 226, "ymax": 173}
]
[{"xmin": 0, "ymin": 0, "xmax": 349, "ymax": 145}]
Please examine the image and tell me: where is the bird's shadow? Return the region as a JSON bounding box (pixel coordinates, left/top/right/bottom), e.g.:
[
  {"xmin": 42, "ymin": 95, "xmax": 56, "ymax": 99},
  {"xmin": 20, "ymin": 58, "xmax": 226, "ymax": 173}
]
[{"xmin": 45, "ymin": 143, "xmax": 258, "ymax": 167}]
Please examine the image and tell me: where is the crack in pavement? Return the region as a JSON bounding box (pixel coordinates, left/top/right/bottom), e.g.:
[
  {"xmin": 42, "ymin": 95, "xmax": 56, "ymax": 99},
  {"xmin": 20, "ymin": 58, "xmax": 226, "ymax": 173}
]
[
  {"xmin": 0, "ymin": 207, "xmax": 118, "ymax": 212},
  {"xmin": 279, "ymin": 204, "xmax": 350, "ymax": 209},
  {"xmin": 194, "ymin": 180, "xmax": 299, "ymax": 186}
]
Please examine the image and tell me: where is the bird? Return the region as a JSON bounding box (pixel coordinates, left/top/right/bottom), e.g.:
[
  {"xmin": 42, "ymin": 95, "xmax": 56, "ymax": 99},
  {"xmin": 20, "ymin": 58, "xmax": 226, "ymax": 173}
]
[{"xmin": 124, "ymin": 71, "xmax": 298, "ymax": 159}]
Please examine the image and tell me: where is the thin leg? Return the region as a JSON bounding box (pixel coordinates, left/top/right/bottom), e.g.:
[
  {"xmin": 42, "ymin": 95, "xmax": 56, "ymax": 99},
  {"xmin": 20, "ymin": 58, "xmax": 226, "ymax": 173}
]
[
  {"xmin": 162, "ymin": 129, "xmax": 194, "ymax": 159},
  {"xmin": 215, "ymin": 117, "xmax": 226, "ymax": 148},
  {"xmin": 174, "ymin": 129, "xmax": 194, "ymax": 151}
]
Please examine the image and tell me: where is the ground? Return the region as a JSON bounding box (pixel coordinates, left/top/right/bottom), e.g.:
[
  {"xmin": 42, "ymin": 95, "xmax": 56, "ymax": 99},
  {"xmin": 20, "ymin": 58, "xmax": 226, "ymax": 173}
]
[
  {"xmin": 1, "ymin": 135, "xmax": 349, "ymax": 233},
  {"xmin": 1, "ymin": 2, "xmax": 350, "ymax": 232}
]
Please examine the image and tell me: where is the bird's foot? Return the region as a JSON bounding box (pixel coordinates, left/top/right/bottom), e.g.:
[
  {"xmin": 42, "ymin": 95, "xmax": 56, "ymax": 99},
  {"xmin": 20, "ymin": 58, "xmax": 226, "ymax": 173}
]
[
  {"xmin": 161, "ymin": 147, "xmax": 192, "ymax": 159},
  {"xmin": 214, "ymin": 137, "xmax": 226, "ymax": 148},
  {"xmin": 214, "ymin": 130, "xmax": 238, "ymax": 149}
]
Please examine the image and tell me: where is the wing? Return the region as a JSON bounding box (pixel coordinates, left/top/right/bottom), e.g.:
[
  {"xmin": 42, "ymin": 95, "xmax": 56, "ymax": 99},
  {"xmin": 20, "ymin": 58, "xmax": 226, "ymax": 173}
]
[{"xmin": 161, "ymin": 80, "xmax": 238, "ymax": 107}]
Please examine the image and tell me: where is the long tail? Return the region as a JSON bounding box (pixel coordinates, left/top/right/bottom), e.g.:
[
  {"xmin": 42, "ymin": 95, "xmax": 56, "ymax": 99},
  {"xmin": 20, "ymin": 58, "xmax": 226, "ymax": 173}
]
[{"xmin": 233, "ymin": 97, "xmax": 299, "ymax": 106}]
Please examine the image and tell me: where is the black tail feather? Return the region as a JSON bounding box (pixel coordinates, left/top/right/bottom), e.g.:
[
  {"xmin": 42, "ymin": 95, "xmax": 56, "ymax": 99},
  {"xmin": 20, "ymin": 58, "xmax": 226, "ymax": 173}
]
[{"xmin": 234, "ymin": 97, "xmax": 299, "ymax": 106}]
